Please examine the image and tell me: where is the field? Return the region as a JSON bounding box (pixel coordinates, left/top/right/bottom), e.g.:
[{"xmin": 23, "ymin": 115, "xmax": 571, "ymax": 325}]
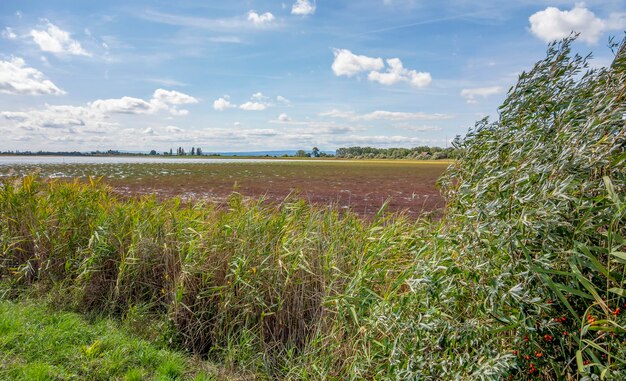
[{"xmin": 0, "ymin": 160, "xmax": 449, "ymax": 218}]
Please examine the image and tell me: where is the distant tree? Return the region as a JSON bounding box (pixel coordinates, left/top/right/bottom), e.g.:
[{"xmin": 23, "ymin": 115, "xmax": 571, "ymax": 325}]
[
  {"xmin": 312, "ymin": 147, "xmax": 320, "ymax": 157},
  {"xmin": 295, "ymin": 150, "xmax": 308, "ymax": 157},
  {"xmin": 191, "ymin": 147, "xmax": 196, "ymax": 156},
  {"xmin": 169, "ymin": 148, "xmax": 173, "ymax": 156},
  {"xmin": 196, "ymin": 147, "xmax": 202, "ymax": 156},
  {"xmin": 149, "ymin": 150, "xmax": 157, "ymax": 155}
]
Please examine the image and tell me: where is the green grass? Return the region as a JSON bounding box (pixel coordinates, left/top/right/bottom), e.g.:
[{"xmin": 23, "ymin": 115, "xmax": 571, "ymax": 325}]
[{"xmin": 0, "ymin": 298, "xmax": 219, "ymax": 381}]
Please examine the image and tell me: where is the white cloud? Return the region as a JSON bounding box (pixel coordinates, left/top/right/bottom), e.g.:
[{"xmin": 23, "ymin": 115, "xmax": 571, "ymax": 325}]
[
  {"xmin": 209, "ymin": 36, "xmax": 243, "ymax": 44},
  {"xmin": 91, "ymin": 96, "xmax": 154, "ymax": 114},
  {"xmin": 529, "ymin": 5, "xmax": 626, "ymax": 44},
  {"xmin": 247, "ymin": 11, "xmax": 275, "ymax": 25},
  {"xmin": 319, "ymin": 109, "xmax": 355, "ymax": 119},
  {"xmin": 169, "ymin": 108, "xmax": 189, "ymax": 116},
  {"xmin": 607, "ymin": 13, "xmax": 626, "ymax": 30},
  {"xmin": 367, "ymin": 58, "xmax": 431, "ymax": 88},
  {"xmin": 152, "ymin": 89, "xmax": 198, "ymax": 105},
  {"xmin": 361, "ymin": 110, "xmax": 449, "ymax": 121},
  {"xmin": 333, "ymin": 134, "xmax": 444, "ymax": 147},
  {"xmin": 233, "ymin": 122, "xmax": 242, "ymax": 127},
  {"xmin": 1, "ymin": 104, "xmax": 110, "ymax": 130},
  {"xmin": 396, "ymin": 125, "xmax": 442, "ymax": 132},
  {"xmin": 277, "ymin": 113, "xmax": 291, "ymax": 122},
  {"xmin": 252, "ymin": 92, "xmax": 269, "ymax": 101},
  {"xmin": 239, "ymin": 101, "xmax": 267, "ymax": 111},
  {"xmin": 332, "ymin": 49, "xmax": 384, "ymax": 77},
  {"xmin": 0, "ymin": 57, "xmax": 65, "ymax": 95},
  {"xmin": 213, "ymin": 96, "xmax": 236, "ymax": 111},
  {"xmin": 292, "ymin": 0, "xmax": 316, "ymax": 16},
  {"xmin": 277, "ymin": 95, "xmax": 290, "ymax": 104},
  {"xmin": 90, "ymin": 89, "xmax": 198, "ymax": 115},
  {"xmin": 143, "ymin": 127, "xmax": 156, "ymax": 135},
  {"xmin": 166, "ymin": 125, "xmax": 183, "ymax": 133},
  {"xmin": 321, "ymin": 109, "xmax": 452, "ymax": 121},
  {"xmin": 460, "ymin": 86, "xmax": 503, "ymax": 104},
  {"xmin": 2, "ymin": 27, "xmax": 17, "ymax": 40},
  {"xmin": 30, "ymin": 21, "xmax": 91, "ymax": 56},
  {"xmin": 333, "ymin": 50, "xmax": 431, "ymax": 88}
]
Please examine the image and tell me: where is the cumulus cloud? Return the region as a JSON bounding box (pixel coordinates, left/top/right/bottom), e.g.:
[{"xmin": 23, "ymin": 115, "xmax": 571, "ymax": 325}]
[
  {"xmin": 0, "ymin": 57, "xmax": 65, "ymax": 95},
  {"xmin": 460, "ymin": 86, "xmax": 503, "ymax": 104},
  {"xmin": 2, "ymin": 27, "xmax": 17, "ymax": 40},
  {"xmin": 332, "ymin": 49, "xmax": 384, "ymax": 77},
  {"xmin": 251, "ymin": 92, "xmax": 269, "ymax": 101},
  {"xmin": 213, "ymin": 96, "xmax": 236, "ymax": 111},
  {"xmin": 214, "ymin": 93, "xmax": 275, "ymax": 111},
  {"xmin": 277, "ymin": 113, "xmax": 291, "ymax": 122},
  {"xmin": 166, "ymin": 125, "xmax": 183, "ymax": 133},
  {"xmin": 1, "ymin": 88, "xmax": 197, "ymax": 146},
  {"xmin": 153, "ymin": 89, "xmax": 198, "ymax": 105},
  {"xmin": 91, "ymin": 97, "xmax": 155, "ymax": 114},
  {"xmin": 321, "ymin": 109, "xmax": 452, "ymax": 121},
  {"xmin": 239, "ymin": 101, "xmax": 267, "ymax": 111},
  {"xmin": 332, "ymin": 49, "xmax": 431, "ymax": 88},
  {"xmin": 367, "ymin": 58, "xmax": 431, "ymax": 88},
  {"xmin": 30, "ymin": 21, "xmax": 91, "ymax": 56},
  {"xmin": 292, "ymin": 0, "xmax": 316, "ymax": 15},
  {"xmin": 529, "ymin": 5, "xmax": 626, "ymax": 44},
  {"xmin": 90, "ymin": 88, "xmax": 198, "ymax": 115},
  {"xmin": 1, "ymin": 104, "xmax": 110, "ymax": 130},
  {"xmin": 247, "ymin": 11, "xmax": 275, "ymax": 25},
  {"xmin": 276, "ymin": 95, "xmax": 290, "ymax": 104}
]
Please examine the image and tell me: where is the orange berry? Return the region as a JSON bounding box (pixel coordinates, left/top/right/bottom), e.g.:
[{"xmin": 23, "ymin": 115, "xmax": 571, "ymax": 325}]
[{"xmin": 544, "ymin": 334, "xmax": 553, "ymax": 341}]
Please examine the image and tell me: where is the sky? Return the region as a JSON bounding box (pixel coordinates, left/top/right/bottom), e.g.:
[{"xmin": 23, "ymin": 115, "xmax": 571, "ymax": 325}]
[{"xmin": 0, "ymin": 0, "xmax": 624, "ymax": 153}]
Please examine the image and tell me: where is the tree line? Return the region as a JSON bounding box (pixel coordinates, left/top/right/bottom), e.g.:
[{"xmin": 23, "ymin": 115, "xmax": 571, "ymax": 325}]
[{"xmin": 334, "ymin": 144, "xmax": 460, "ymax": 159}]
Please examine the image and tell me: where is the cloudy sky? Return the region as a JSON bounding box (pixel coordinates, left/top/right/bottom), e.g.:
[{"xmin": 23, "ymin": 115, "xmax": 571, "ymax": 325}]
[{"xmin": 0, "ymin": 1, "xmax": 624, "ymax": 152}]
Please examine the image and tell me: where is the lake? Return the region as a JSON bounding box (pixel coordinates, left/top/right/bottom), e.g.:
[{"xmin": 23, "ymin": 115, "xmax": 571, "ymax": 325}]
[{"xmin": 0, "ymin": 155, "xmax": 302, "ymax": 166}]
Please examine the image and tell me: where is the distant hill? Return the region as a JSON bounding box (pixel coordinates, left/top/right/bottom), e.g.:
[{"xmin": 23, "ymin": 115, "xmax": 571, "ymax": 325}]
[{"xmin": 211, "ymin": 150, "xmax": 334, "ymax": 157}]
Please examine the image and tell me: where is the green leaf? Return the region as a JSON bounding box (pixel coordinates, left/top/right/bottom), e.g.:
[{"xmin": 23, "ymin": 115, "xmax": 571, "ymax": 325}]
[
  {"xmin": 609, "ymin": 251, "xmax": 626, "ymax": 262},
  {"xmin": 608, "ymin": 287, "xmax": 626, "ymax": 297},
  {"xmin": 576, "ymin": 350, "xmax": 584, "ymax": 374}
]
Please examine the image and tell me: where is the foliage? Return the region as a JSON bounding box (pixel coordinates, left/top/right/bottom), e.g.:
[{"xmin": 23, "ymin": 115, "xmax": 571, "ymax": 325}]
[
  {"xmin": 335, "ymin": 145, "xmax": 460, "ymax": 160},
  {"xmin": 439, "ymin": 34, "xmax": 626, "ymax": 379}
]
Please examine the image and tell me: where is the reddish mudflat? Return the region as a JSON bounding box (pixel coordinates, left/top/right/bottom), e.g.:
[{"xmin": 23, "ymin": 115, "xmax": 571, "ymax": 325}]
[{"xmin": 1, "ymin": 159, "xmax": 450, "ymax": 218}]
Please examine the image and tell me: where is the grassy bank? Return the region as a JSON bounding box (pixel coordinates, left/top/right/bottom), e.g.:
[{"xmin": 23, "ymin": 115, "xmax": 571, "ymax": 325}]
[
  {"xmin": 0, "ymin": 36, "xmax": 625, "ymax": 379},
  {"xmin": 0, "ymin": 298, "xmax": 220, "ymax": 380}
]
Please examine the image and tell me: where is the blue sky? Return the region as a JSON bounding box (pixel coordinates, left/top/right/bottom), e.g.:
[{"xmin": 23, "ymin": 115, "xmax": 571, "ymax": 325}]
[{"xmin": 0, "ymin": 0, "xmax": 624, "ymax": 152}]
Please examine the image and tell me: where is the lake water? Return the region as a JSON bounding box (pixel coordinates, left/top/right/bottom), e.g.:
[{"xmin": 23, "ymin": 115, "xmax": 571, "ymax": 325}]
[{"xmin": 0, "ymin": 156, "xmax": 303, "ymax": 166}]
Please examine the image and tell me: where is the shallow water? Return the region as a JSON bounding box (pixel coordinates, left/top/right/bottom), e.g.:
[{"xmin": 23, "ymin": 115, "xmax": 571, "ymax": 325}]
[{"xmin": 0, "ymin": 155, "xmax": 302, "ymax": 166}]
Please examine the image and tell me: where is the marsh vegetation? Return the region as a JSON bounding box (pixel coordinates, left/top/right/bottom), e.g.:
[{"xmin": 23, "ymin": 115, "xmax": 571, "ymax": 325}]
[{"xmin": 1, "ymin": 36, "xmax": 625, "ymax": 380}]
